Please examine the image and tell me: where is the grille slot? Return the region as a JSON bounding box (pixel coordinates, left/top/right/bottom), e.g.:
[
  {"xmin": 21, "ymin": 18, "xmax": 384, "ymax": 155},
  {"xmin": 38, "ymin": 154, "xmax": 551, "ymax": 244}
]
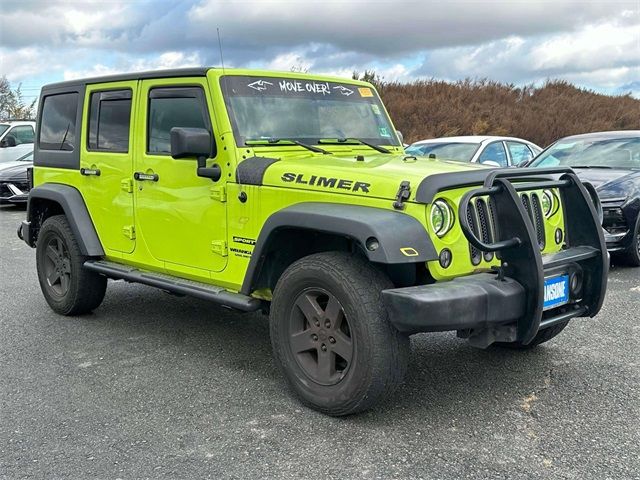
[
  {"xmin": 466, "ymin": 201, "xmax": 482, "ymax": 266},
  {"xmin": 475, "ymin": 198, "xmax": 494, "ymax": 262},
  {"xmin": 530, "ymin": 193, "xmax": 546, "ymax": 248}
]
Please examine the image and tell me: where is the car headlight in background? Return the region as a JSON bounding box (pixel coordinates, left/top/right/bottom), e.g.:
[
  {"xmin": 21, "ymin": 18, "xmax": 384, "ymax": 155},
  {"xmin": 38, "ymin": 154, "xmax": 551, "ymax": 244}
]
[{"xmin": 430, "ymin": 199, "xmax": 454, "ymax": 237}]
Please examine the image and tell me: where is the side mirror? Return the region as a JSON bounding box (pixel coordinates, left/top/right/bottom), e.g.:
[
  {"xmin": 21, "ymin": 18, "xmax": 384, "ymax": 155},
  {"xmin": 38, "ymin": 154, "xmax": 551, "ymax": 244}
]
[
  {"xmin": 170, "ymin": 127, "xmax": 220, "ymax": 182},
  {"xmin": 170, "ymin": 127, "xmax": 214, "ymax": 159},
  {"xmin": 0, "ymin": 136, "xmax": 17, "ymax": 148},
  {"xmin": 517, "ymin": 160, "xmax": 529, "ymax": 168},
  {"xmin": 396, "ymin": 130, "xmax": 404, "ymax": 145}
]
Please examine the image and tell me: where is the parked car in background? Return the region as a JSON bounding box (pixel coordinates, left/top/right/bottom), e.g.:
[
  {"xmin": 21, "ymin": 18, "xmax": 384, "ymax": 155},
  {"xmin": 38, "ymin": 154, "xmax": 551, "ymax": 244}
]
[
  {"xmin": 0, "ymin": 149, "xmax": 33, "ymax": 205},
  {"xmin": 528, "ymin": 131, "xmax": 640, "ymax": 266},
  {"xmin": 406, "ymin": 135, "xmax": 542, "ymax": 167},
  {"xmin": 0, "ymin": 143, "xmax": 33, "ymax": 165},
  {"xmin": 0, "ymin": 120, "xmax": 36, "ymax": 147}
]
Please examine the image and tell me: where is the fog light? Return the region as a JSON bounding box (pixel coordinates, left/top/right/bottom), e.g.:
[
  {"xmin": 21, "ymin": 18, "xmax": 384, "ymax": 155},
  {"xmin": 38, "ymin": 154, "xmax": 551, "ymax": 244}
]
[
  {"xmin": 555, "ymin": 228, "xmax": 563, "ymax": 245},
  {"xmin": 366, "ymin": 237, "xmax": 379, "ymax": 251},
  {"xmin": 439, "ymin": 248, "xmax": 452, "ymax": 268}
]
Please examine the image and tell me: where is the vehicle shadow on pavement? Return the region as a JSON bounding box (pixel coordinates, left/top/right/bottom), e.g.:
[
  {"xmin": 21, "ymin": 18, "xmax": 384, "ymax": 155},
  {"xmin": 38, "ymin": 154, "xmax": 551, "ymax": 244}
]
[{"xmin": 86, "ymin": 280, "xmax": 575, "ymax": 422}]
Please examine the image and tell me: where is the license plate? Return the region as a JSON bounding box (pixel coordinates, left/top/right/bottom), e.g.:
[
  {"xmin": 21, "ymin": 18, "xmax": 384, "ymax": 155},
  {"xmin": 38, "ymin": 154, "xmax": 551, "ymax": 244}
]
[{"xmin": 543, "ymin": 275, "xmax": 570, "ymax": 310}]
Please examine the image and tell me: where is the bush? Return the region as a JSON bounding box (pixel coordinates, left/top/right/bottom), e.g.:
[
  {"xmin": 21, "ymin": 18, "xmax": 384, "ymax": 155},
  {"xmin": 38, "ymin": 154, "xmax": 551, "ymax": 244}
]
[{"xmin": 377, "ymin": 78, "xmax": 640, "ymax": 147}]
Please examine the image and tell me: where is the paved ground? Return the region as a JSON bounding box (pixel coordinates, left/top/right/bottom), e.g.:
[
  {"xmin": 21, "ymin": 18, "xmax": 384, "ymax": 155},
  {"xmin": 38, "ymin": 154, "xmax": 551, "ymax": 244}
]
[{"xmin": 0, "ymin": 205, "xmax": 638, "ymax": 480}]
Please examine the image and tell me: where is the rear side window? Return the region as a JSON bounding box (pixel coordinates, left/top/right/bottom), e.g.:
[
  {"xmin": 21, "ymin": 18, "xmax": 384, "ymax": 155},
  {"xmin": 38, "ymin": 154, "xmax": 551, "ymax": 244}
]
[
  {"xmin": 147, "ymin": 87, "xmax": 209, "ymax": 154},
  {"xmin": 88, "ymin": 90, "xmax": 132, "ymax": 152},
  {"xmin": 39, "ymin": 93, "xmax": 79, "ymax": 151},
  {"xmin": 8, "ymin": 125, "xmax": 35, "ymax": 144}
]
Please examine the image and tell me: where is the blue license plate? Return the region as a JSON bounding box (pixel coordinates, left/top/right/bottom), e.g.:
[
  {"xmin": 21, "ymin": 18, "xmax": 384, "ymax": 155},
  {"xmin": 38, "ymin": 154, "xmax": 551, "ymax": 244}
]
[{"xmin": 543, "ymin": 275, "xmax": 570, "ymax": 310}]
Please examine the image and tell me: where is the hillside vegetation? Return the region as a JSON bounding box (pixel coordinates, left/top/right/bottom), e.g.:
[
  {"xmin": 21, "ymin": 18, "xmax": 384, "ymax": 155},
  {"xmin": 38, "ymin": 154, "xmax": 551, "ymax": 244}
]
[{"xmin": 376, "ymin": 79, "xmax": 639, "ymax": 147}]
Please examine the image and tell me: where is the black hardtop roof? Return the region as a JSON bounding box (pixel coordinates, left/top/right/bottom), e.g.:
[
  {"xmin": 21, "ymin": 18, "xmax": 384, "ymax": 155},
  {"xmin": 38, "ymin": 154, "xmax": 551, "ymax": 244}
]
[{"xmin": 41, "ymin": 67, "xmax": 212, "ymax": 91}]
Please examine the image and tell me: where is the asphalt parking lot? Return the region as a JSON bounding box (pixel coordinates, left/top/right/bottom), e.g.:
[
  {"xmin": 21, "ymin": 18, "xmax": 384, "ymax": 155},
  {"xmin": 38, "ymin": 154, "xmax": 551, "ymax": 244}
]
[{"xmin": 0, "ymin": 205, "xmax": 638, "ymax": 480}]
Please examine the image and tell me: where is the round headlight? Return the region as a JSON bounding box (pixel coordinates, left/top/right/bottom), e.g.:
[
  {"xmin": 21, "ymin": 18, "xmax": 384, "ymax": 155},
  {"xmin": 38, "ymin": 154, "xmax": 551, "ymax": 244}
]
[
  {"xmin": 541, "ymin": 190, "xmax": 555, "ymax": 217},
  {"xmin": 430, "ymin": 199, "xmax": 453, "ymax": 237}
]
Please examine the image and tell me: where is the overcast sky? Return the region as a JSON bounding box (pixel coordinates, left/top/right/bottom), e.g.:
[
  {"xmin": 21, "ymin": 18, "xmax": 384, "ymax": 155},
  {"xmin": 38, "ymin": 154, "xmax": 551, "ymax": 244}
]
[{"xmin": 1, "ymin": 0, "xmax": 639, "ymax": 102}]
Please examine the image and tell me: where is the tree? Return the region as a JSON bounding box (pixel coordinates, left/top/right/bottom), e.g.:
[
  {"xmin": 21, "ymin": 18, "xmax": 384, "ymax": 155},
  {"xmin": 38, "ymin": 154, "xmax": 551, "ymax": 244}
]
[{"xmin": 0, "ymin": 76, "xmax": 37, "ymax": 120}]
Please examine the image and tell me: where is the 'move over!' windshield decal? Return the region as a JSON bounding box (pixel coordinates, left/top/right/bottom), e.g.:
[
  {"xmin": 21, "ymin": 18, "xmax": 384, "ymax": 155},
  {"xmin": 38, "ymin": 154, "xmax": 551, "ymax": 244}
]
[{"xmin": 221, "ymin": 76, "xmax": 376, "ymax": 101}]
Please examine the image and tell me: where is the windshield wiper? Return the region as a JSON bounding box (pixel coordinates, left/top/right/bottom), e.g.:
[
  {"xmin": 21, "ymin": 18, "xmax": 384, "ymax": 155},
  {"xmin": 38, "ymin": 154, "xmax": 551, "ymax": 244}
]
[
  {"xmin": 318, "ymin": 137, "xmax": 391, "ymax": 154},
  {"xmin": 245, "ymin": 138, "xmax": 332, "ymax": 155},
  {"xmin": 570, "ymin": 165, "xmax": 613, "ymax": 169}
]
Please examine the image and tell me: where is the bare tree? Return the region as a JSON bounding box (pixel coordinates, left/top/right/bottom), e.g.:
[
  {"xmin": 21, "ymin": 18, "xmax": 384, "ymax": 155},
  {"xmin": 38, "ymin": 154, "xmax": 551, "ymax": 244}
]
[{"xmin": 0, "ymin": 76, "xmax": 37, "ymax": 120}]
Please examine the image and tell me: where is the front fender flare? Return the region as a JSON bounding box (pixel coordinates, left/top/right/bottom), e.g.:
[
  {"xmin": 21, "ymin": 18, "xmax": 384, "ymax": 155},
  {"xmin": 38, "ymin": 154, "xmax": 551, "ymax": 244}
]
[{"xmin": 241, "ymin": 202, "xmax": 437, "ymax": 294}]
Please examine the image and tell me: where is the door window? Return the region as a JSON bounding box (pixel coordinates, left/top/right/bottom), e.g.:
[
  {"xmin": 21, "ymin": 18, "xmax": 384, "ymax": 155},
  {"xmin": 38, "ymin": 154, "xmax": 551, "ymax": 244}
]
[
  {"xmin": 88, "ymin": 90, "xmax": 132, "ymax": 152},
  {"xmin": 8, "ymin": 125, "xmax": 34, "ymax": 144},
  {"xmin": 506, "ymin": 141, "xmax": 534, "ymax": 165},
  {"xmin": 147, "ymin": 87, "xmax": 210, "ymax": 155},
  {"xmin": 478, "ymin": 142, "xmax": 508, "ymax": 166}
]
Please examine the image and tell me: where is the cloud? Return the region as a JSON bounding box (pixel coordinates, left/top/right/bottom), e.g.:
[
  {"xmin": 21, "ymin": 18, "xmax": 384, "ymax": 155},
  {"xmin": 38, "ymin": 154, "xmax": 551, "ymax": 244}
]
[{"xmin": 0, "ymin": 0, "xmax": 637, "ymax": 97}]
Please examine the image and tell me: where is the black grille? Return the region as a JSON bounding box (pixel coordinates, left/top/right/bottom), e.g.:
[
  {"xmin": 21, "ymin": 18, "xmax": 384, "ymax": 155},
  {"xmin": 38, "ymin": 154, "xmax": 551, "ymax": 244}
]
[{"xmin": 467, "ymin": 194, "xmax": 546, "ymax": 265}]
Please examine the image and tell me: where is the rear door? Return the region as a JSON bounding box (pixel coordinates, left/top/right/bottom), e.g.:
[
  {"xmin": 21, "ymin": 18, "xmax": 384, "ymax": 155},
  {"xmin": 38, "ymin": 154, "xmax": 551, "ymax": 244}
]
[{"xmin": 80, "ymin": 81, "xmax": 137, "ymax": 254}]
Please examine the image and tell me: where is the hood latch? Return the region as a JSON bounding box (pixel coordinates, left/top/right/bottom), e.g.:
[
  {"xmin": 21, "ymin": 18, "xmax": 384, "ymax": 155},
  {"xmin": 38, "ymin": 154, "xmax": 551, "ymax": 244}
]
[{"xmin": 393, "ymin": 180, "xmax": 411, "ymax": 210}]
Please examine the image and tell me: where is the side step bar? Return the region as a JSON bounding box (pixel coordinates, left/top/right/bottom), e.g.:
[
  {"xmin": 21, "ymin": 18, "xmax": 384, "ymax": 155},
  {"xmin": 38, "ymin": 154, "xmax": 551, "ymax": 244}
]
[{"xmin": 84, "ymin": 260, "xmax": 261, "ymax": 312}]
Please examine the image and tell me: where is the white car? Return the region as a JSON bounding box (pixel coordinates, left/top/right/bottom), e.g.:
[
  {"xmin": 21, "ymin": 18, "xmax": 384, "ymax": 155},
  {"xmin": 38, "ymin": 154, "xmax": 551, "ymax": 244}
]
[
  {"xmin": 405, "ymin": 135, "xmax": 542, "ymax": 167},
  {"xmin": 0, "ymin": 120, "xmax": 36, "ymax": 148}
]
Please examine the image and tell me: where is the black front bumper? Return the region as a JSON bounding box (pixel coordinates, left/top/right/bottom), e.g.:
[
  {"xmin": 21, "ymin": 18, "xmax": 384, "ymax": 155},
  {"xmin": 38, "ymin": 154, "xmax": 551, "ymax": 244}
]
[{"xmin": 383, "ymin": 168, "xmax": 608, "ymax": 347}]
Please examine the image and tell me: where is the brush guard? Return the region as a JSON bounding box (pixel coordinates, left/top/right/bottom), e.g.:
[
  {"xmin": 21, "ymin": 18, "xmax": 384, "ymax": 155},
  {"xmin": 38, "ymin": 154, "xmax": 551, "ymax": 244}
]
[{"xmin": 382, "ymin": 167, "xmax": 608, "ymax": 347}]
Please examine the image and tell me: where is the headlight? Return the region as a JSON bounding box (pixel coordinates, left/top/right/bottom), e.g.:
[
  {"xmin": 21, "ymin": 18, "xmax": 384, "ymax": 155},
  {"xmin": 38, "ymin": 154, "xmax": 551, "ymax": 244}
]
[
  {"xmin": 430, "ymin": 199, "xmax": 454, "ymax": 237},
  {"xmin": 541, "ymin": 190, "xmax": 555, "ymax": 217}
]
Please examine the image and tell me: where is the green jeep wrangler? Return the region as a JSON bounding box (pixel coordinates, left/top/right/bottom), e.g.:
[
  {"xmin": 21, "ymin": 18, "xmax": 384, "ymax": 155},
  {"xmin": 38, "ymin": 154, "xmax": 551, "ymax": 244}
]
[{"xmin": 18, "ymin": 68, "xmax": 608, "ymax": 415}]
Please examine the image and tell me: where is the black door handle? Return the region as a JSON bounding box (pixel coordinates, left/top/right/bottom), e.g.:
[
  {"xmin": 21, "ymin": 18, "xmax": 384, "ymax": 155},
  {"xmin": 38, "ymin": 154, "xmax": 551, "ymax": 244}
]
[
  {"xmin": 80, "ymin": 167, "xmax": 101, "ymax": 176},
  {"xmin": 134, "ymin": 172, "xmax": 159, "ymax": 182}
]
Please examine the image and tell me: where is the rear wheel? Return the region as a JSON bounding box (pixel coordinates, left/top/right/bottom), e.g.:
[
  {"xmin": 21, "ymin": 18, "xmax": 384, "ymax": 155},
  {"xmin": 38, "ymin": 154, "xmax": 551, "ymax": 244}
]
[
  {"xmin": 270, "ymin": 252, "xmax": 409, "ymax": 416},
  {"xmin": 36, "ymin": 215, "xmax": 107, "ymax": 315}
]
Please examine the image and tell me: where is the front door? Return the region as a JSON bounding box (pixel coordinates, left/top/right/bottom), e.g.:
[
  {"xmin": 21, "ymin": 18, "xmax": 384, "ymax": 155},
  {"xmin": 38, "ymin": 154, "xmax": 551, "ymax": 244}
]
[
  {"xmin": 80, "ymin": 81, "xmax": 136, "ymax": 254},
  {"xmin": 134, "ymin": 78, "xmax": 228, "ymax": 279}
]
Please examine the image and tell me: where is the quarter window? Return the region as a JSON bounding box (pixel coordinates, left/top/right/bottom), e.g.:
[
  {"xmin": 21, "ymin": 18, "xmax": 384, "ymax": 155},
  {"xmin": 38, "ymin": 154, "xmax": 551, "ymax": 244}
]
[
  {"xmin": 147, "ymin": 87, "xmax": 209, "ymax": 154},
  {"xmin": 88, "ymin": 90, "xmax": 132, "ymax": 152},
  {"xmin": 39, "ymin": 93, "xmax": 79, "ymax": 151}
]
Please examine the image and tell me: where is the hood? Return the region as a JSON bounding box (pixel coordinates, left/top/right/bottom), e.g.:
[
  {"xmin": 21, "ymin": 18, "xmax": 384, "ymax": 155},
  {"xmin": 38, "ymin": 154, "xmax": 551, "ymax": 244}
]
[
  {"xmin": 260, "ymin": 152, "xmax": 484, "ymax": 201},
  {"xmin": 573, "ymin": 167, "xmax": 639, "ymax": 199},
  {"xmin": 0, "ymin": 161, "xmax": 30, "ymax": 181}
]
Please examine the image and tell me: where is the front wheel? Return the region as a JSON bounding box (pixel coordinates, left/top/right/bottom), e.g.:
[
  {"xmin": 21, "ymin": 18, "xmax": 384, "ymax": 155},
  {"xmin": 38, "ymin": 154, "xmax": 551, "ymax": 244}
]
[
  {"xmin": 36, "ymin": 215, "xmax": 107, "ymax": 315},
  {"xmin": 270, "ymin": 252, "xmax": 409, "ymax": 416},
  {"xmin": 619, "ymin": 216, "xmax": 640, "ymax": 267}
]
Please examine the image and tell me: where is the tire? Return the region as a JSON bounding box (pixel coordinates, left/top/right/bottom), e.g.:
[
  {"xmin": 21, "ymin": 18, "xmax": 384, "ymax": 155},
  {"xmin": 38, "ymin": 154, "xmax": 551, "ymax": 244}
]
[
  {"xmin": 495, "ymin": 321, "xmax": 569, "ymax": 350},
  {"xmin": 619, "ymin": 216, "xmax": 640, "ymax": 267},
  {"xmin": 36, "ymin": 214, "xmax": 107, "ymax": 315},
  {"xmin": 269, "ymin": 252, "xmax": 409, "ymax": 416}
]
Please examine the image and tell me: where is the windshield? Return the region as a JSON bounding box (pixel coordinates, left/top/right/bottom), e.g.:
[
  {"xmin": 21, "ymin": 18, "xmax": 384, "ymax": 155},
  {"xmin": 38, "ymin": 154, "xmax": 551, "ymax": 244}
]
[
  {"xmin": 531, "ymin": 136, "xmax": 640, "ymax": 170},
  {"xmin": 406, "ymin": 142, "xmax": 480, "ymax": 162},
  {"xmin": 221, "ymin": 75, "xmax": 400, "ymax": 148},
  {"xmin": 0, "ymin": 124, "xmax": 9, "ymax": 136}
]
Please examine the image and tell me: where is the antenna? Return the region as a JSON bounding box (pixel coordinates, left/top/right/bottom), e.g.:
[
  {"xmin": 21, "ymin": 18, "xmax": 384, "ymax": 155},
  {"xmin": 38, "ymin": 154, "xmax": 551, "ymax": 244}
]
[{"xmin": 217, "ymin": 27, "xmax": 226, "ymax": 74}]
